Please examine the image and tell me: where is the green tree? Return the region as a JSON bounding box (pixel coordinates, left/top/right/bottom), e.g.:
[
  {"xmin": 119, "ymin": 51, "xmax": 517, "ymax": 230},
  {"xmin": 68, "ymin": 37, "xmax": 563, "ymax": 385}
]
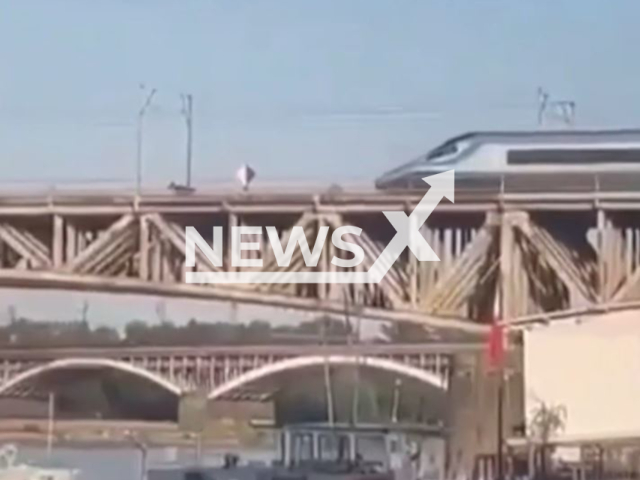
[
  {"xmin": 529, "ymin": 401, "xmax": 567, "ymax": 477},
  {"xmin": 381, "ymin": 321, "xmax": 434, "ymax": 343}
]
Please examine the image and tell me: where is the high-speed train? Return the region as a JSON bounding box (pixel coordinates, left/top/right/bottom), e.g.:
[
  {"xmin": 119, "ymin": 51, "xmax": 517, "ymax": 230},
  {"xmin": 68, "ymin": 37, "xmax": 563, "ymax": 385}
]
[{"xmin": 375, "ymin": 129, "xmax": 640, "ymax": 192}]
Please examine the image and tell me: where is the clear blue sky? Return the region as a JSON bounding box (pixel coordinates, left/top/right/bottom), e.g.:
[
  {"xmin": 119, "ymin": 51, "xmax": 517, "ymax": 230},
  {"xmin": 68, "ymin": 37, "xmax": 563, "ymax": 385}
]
[{"xmin": 2, "ymin": 0, "xmax": 640, "ymax": 186}]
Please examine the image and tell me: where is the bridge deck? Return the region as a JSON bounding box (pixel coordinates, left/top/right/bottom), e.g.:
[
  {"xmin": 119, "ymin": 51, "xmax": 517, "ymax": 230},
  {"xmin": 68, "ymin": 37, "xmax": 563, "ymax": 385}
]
[
  {"xmin": 0, "ymin": 342, "xmax": 483, "ymax": 360},
  {"xmin": 1, "ymin": 187, "xmax": 640, "ymax": 214},
  {"xmin": 0, "ymin": 342, "xmax": 466, "ymax": 400}
]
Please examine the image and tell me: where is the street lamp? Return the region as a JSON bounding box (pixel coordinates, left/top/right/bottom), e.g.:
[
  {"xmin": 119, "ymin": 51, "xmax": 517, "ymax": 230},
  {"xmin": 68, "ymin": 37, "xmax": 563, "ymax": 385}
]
[
  {"xmin": 125, "ymin": 430, "xmax": 148, "ymax": 480},
  {"xmin": 136, "ymin": 86, "xmax": 157, "ymax": 195},
  {"xmin": 46, "ymin": 391, "xmax": 56, "ymax": 458}
]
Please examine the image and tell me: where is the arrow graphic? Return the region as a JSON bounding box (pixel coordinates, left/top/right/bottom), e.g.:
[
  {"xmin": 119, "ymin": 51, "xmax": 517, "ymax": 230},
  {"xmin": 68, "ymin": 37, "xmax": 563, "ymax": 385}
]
[
  {"xmin": 185, "ymin": 170, "xmax": 454, "ymax": 284},
  {"xmin": 367, "ymin": 169, "xmax": 455, "ymax": 283}
]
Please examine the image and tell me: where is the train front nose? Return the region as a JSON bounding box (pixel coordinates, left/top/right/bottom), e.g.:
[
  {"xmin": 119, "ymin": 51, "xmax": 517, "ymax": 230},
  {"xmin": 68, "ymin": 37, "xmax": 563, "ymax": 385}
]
[{"xmin": 375, "ymin": 167, "xmax": 451, "ymax": 190}]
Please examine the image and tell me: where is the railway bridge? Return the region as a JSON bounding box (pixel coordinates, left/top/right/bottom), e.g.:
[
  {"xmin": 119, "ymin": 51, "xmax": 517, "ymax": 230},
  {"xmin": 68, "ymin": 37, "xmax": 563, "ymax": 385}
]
[
  {"xmin": 0, "ymin": 343, "xmax": 473, "ymax": 401},
  {"xmin": 0, "ymin": 341, "xmax": 500, "ymax": 469},
  {"xmin": 0, "ymin": 184, "xmax": 639, "ymax": 334},
  {"xmin": 0, "ymin": 338, "xmax": 524, "ymax": 472}
]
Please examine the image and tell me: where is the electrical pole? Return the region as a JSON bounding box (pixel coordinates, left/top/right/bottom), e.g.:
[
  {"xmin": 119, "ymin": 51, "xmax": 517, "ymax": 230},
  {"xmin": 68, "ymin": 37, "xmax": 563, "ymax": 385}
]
[
  {"xmin": 537, "ymin": 87, "xmax": 576, "ymax": 128},
  {"xmin": 350, "ymin": 298, "xmax": 362, "ymax": 426},
  {"xmin": 537, "ymin": 87, "xmax": 549, "ymax": 127},
  {"xmin": 46, "ymin": 392, "xmax": 55, "ymax": 458},
  {"xmin": 321, "ymin": 317, "xmax": 335, "ymax": 425},
  {"xmin": 391, "ymin": 378, "xmax": 402, "ymax": 424},
  {"xmin": 181, "ymin": 94, "xmax": 194, "ymax": 188},
  {"xmin": 495, "ymin": 274, "xmax": 507, "ymax": 480},
  {"xmin": 136, "ymin": 86, "xmax": 157, "ymax": 195},
  {"xmin": 497, "ymin": 373, "xmax": 505, "ymax": 480},
  {"xmin": 127, "ymin": 432, "xmax": 148, "ymax": 480},
  {"xmin": 80, "ymin": 300, "xmax": 89, "ymax": 323},
  {"xmin": 558, "ymin": 101, "xmax": 576, "ymax": 127}
]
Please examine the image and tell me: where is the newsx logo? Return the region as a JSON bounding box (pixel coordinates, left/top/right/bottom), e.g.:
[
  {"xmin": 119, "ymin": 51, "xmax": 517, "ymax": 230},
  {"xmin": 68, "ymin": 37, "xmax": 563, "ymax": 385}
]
[{"xmin": 185, "ymin": 170, "xmax": 454, "ymax": 285}]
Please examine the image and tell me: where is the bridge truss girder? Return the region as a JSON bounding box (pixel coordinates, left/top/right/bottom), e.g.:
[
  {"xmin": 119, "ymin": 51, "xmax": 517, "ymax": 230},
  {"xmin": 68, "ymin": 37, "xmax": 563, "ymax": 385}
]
[{"xmin": 0, "ymin": 193, "xmax": 638, "ymax": 327}]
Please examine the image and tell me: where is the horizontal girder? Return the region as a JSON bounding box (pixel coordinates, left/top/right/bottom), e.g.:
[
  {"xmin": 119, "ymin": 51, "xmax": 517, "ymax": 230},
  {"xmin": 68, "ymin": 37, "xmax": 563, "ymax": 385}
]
[
  {"xmin": 2, "ymin": 189, "xmax": 640, "ymax": 214},
  {"xmin": 0, "ymin": 188, "xmax": 637, "ymax": 329}
]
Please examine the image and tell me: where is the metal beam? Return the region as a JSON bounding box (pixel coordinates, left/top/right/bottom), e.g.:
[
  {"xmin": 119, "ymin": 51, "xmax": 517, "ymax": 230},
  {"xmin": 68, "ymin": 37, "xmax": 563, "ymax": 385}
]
[
  {"xmin": 516, "ymin": 217, "xmax": 595, "ymax": 306},
  {"xmin": 0, "ymin": 269, "xmax": 488, "ymax": 334}
]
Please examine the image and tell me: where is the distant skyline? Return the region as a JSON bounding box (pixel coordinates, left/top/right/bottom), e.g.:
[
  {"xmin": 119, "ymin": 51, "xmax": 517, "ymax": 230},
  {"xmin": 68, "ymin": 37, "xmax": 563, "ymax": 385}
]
[
  {"xmin": 0, "ymin": 287, "xmax": 315, "ymax": 329},
  {"xmin": 2, "ymin": 0, "xmax": 640, "ymax": 187},
  {"xmin": 0, "ymin": 288, "xmax": 386, "ymax": 339}
]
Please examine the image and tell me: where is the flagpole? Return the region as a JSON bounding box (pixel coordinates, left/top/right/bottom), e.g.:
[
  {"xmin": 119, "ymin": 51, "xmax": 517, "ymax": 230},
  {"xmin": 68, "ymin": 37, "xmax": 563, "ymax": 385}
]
[
  {"xmin": 321, "ymin": 317, "xmax": 335, "ymax": 426},
  {"xmin": 496, "ymin": 273, "xmax": 506, "ymax": 480},
  {"xmin": 497, "ymin": 369, "xmax": 504, "ymax": 480}
]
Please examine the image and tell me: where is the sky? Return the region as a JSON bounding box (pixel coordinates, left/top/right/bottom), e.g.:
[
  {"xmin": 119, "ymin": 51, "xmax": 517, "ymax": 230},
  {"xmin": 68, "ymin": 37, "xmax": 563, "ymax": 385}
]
[
  {"xmin": 2, "ymin": 0, "xmax": 640, "ymax": 187},
  {"xmin": 1, "ymin": 0, "xmax": 640, "ymax": 323}
]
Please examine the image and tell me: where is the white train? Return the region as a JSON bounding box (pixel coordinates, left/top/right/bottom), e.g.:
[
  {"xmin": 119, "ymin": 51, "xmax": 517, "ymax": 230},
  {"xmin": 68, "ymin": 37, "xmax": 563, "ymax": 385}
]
[{"xmin": 375, "ymin": 129, "xmax": 640, "ymax": 192}]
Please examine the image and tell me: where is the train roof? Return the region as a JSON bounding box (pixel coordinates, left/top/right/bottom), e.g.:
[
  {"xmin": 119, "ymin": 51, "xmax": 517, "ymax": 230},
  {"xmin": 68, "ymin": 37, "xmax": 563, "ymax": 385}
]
[
  {"xmin": 376, "ymin": 128, "xmax": 640, "ymax": 189},
  {"xmin": 436, "ymin": 128, "xmax": 640, "ymax": 146}
]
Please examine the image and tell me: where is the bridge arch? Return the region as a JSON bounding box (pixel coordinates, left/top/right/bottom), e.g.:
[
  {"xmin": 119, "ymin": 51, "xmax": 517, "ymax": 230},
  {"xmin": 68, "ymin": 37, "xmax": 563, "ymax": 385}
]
[
  {"xmin": 0, "ymin": 358, "xmax": 182, "ymax": 397},
  {"xmin": 208, "ymin": 355, "xmax": 446, "ymax": 400}
]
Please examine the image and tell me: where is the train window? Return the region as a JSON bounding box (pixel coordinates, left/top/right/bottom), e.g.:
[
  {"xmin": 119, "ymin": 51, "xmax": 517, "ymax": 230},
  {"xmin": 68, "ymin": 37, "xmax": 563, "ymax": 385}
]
[
  {"xmin": 426, "ymin": 142, "xmax": 458, "ymax": 161},
  {"xmin": 507, "ymin": 149, "xmax": 640, "ymax": 164}
]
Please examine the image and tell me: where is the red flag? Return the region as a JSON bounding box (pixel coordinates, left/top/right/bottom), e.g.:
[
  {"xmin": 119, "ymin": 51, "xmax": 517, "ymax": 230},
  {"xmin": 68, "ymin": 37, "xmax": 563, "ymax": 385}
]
[
  {"xmin": 486, "ymin": 321, "xmax": 505, "ymax": 370},
  {"xmin": 485, "ymin": 284, "xmax": 505, "ymax": 370}
]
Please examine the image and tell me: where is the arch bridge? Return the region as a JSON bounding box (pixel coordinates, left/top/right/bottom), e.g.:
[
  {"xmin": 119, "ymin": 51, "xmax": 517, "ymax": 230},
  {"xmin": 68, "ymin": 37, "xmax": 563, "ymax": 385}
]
[{"xmin": 0, "ymin": 343, "xmax": 478, "ymax": 402}]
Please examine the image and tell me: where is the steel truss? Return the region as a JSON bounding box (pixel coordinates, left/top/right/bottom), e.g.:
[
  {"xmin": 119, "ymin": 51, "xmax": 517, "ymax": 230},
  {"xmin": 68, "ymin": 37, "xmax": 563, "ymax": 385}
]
[{"xmin": 0, "ymin": 189, "xmax": 638, "ymax": 330}]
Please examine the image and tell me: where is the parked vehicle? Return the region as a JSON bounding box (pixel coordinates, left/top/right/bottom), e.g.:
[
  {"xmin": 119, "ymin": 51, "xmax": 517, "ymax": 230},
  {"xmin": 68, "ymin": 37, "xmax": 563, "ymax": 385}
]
[{"xmin": 149, "ymin": 421, "xmax": 445, "ymax": 480}]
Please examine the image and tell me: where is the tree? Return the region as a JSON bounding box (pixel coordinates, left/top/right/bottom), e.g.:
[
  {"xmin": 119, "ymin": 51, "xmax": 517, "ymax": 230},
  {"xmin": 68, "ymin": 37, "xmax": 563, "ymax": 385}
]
[
  {"xmin": 380, "ymin": 321, "xmax": 434, "ymax": 343},
  {"xmin": 529, "ymin": 401, "xmax": 567, "ymax": 477}
]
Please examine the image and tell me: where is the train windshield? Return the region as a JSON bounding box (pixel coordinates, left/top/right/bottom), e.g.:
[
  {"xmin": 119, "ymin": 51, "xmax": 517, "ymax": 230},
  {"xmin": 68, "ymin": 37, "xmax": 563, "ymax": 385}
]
[{"xmin": 426, "ymin": 142, "xmax": 458, "ymax": 161}]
